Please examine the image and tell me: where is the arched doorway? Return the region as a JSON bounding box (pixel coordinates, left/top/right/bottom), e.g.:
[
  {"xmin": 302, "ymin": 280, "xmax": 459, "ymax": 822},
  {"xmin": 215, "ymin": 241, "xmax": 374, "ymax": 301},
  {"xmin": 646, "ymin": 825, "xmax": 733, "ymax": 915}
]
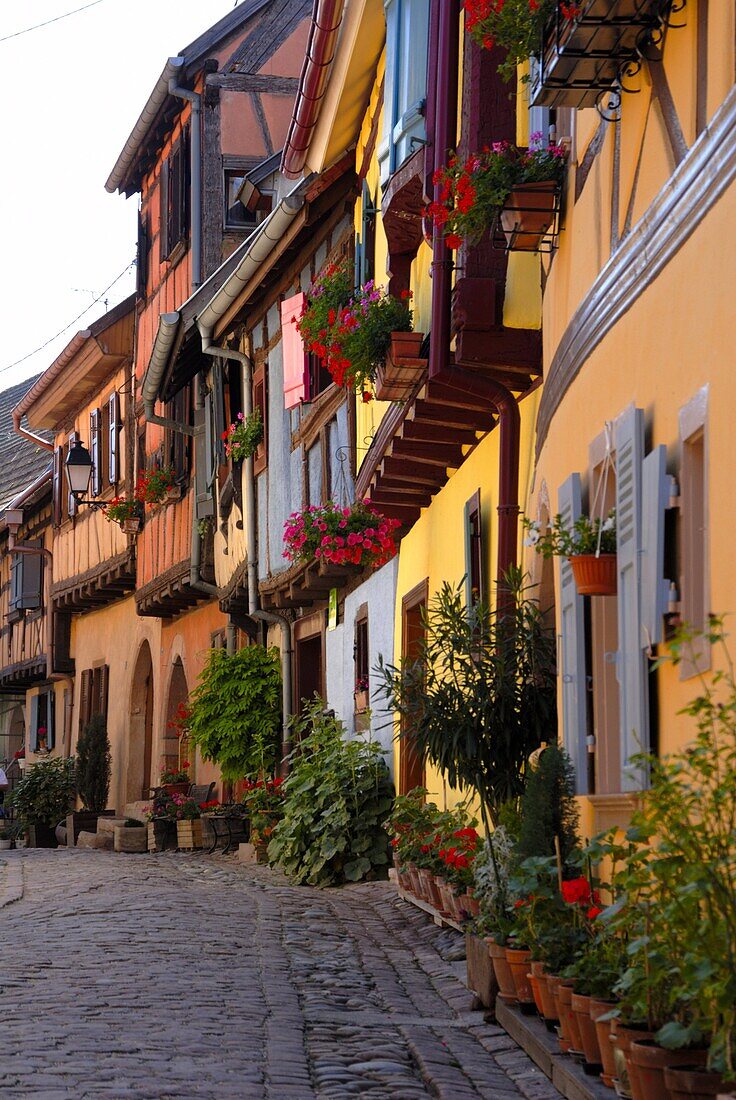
[
  {"xmin": 164, "ymin": 658, "xmax": 191, "ymax": 779},
  {"xmin": 128, "ymin": 641, "xmax": 154, "ymax": 802}
]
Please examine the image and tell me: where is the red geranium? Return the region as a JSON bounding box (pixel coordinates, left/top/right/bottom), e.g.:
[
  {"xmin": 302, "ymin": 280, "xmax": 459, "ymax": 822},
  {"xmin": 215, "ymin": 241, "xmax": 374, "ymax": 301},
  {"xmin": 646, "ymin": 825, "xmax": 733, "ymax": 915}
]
[{"xmin": 561, "ymin": 877, "xmax": 592, "ymax": 906}]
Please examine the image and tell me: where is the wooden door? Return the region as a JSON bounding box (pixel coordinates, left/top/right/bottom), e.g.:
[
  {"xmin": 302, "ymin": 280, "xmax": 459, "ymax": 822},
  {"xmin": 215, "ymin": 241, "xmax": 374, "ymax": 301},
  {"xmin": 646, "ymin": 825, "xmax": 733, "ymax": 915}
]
[{"xmin": 399, "ymin": 580, "xmax": 428, "ymax": 795}]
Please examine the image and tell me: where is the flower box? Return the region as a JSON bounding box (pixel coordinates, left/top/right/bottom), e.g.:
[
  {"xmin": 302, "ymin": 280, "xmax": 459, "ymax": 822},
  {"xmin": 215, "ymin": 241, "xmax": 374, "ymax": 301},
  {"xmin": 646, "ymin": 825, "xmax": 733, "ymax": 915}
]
[
  {"xmin": 497, "ymin": 182, "xmax": 561, "ymax": 253},
  {"xmin": 176, "ymin": 819, "xmax": 203, "ymax": 850},
  {"xmin": 569, "ymin": 553, "xmax": 617, "ymax": 596},
  {"xmin": 375, "ymin": 331, "xmax": 426, "ymax": 401},
  {"xmin": 165, "ymin": 484, "xmax": 182, "ymax": 503},
  {"xmin": 531, "ymin": 0, "xmax": 672, "ymax": 111},
  {"xmin": 122, "ymin": 517, "xmax": 142, "ymax": 535},
  {"xmin": 161, "ymin": 782, "xmax": 189, "ymax": 797}
]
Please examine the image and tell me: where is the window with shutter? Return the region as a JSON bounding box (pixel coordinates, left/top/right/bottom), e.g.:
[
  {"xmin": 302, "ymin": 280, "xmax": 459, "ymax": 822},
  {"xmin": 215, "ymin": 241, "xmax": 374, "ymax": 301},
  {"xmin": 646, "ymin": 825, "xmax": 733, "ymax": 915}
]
[
  {"xmin": 52, "ymin": 447, "xmax": 62, "ymax": 527},
  {"xmin": 212, "ymin": 364, "xmax": 226, "ymax": 467},
  {"xmin": 19, "ymin": 544, "xmax": 43, "ymax": 611},
  {"xmin": 90, "ymin": 408, "xmax": 101, "ymax": 497},
  {"xmin": 46, "ymin": 690, "xmax": 56, "ymax": 751},
  {"xmin": 464, "ymin": 490, "xmax": 484, "ymax": 609},
  {"xmin": 194, "ymin": 404, "xmax": 215, "ymax": 520},
  {"xmin": 78, "ymin": 668, "xmax": 92, "ymax": 736},
  {"xmin": 614, "ymin": 406, "xmax": 649, "ymax": 791},
  {"xmin": 281, "ymin": 293, "xmax": 307, "ymax": 409},
  {"xmin": 136, "ymin": 207, "xmax": 149, "ymax": 299},
  {"xmin": 108, "ymin": 392, "xmax": 119, "ymax": 486},
  {"xmin": 252, "ymin": 364, "xmax": 267, "ymax": 476},
  {"xmin": 163, "ymin": 128, "xmax": 190, "ymax": 258},
  {"xmin": 379, "ymin": 0, "xmax": 430, "ymax": 184},
  {"xmin": 678, "ymin": 388, "xmax": 710, "ymax": 678},
  {"xmin": 9, "ymin": 553, "xmax": 21, "ymax": 614},
  {"xmin": 557, "ymin": 473, "xmax": 590, "ymax": 794},
  {"xmin": 641, "ymin": 445, "xmax": 674, "ymax": 649}
]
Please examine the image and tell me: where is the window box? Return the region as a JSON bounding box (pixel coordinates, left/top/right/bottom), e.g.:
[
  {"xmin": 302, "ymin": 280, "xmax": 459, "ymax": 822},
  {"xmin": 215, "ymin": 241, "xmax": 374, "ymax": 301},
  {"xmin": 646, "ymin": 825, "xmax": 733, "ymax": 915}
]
[
  {"xmin": 569, "ymin": 553, "xmax": 617, "ymax": 596},
  {"xmin": 375, "ymin": 331, "xmax": 426, "ymax": 402},
  {"xmin": 165, "ymin": 484, "xmax": 182, "ymax": 503},
  {"xmin": 496, "ymin": 182, "xmax": 562, "ymax": 254},
  {"xmin": 531, "ymin": 0, "xmax": 673, "ymax": 111},
  {"xmin": 353, "ymin": 688, "xmax": 369, "ymax": 714},
  {"xmin": 122, "ymin": 517, "xmax": 143, "ymax": 536}
]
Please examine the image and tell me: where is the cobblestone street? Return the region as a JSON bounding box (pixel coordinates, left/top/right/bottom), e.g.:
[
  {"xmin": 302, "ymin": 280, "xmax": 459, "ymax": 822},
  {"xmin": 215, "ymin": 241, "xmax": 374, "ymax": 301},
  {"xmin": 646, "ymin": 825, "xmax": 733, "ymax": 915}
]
[{"xmin": 0, "ymin": 850, "xmax": 560, "ymax": 1100}]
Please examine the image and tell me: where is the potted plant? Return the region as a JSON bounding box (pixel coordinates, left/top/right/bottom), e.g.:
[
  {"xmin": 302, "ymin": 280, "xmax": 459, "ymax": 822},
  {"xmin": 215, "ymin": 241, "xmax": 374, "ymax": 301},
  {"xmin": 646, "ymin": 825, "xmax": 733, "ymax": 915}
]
[
  {"xmin": 297, "ymin": 261, "xmax": 420, "ymax": 401},
  {"xmin": 241, "ymin": 777, "xmax": 285, "ymax": 863},
  {"xmin": 429, "ymin": 135, "xmax": 567, "ymax": 254},
  {"xmin": 283, "ymin": 500, "xmax": 401, "ymax": 572},
  {"xmin": 473, "ymin": 826, "xmax": 518, "ymax": 1002},
  {"xmin": 114, "ymin": 818, "xmax": 147, "ymax": 853},
  {"xmin": 353, "ymin": 676, "xmax": 370, "ymax": 715},
  {"xmin": 135, "ymin": 465, "xmax": 178, "ymax": 505},
  {"xmin": 222, "ymin": 409, "xmax": 263, "ymax": 464},
  {"xmin": 159, "ymin": 763, "xmax": 190, "ymax": 798},
  {"xmin": 0, "ymin": 819, "xmax": 12, "ymax": 850},
  {"xmin": 9, "ymin": 756, "xmax": 75, "ymax": 848},
  {"xmin": 104, "ymin": 496, "xmax": 144, "ymax": 534},
  {"xmin": 524, "ymin": 509, "xmax": 617, "ymax": 595},
  {"xmin": 71, "ymin": 714, "xmax": 114, "ymax": 843},
  {"xmin": 169, "ymin": 795, "xmax": 203, "ymax": 850}
]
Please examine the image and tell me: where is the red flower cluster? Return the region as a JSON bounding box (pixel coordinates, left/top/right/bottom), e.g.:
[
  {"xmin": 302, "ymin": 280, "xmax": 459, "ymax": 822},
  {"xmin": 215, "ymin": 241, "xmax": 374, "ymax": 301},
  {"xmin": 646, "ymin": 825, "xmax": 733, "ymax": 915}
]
[
  {"xmin": 283, "ymin": 501, "xmax": 400, "ymax": 571},
  {"xmin": 199, "ymin": 799, "xmax": 220, "ymax": 811},
  {"xmin": 438, "ymin": 827, "xmax": 479, "ymax": 874},
  {"xmin": 561, "ymin": 876, "xmax": 603, "ymax": 919}
]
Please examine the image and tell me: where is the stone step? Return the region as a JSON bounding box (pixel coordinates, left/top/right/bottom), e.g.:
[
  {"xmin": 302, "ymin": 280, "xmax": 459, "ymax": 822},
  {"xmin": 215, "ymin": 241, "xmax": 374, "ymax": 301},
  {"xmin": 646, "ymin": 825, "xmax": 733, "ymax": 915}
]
[
  {"xmin": 123, "ymin": 802, "xmax": 150, "ymax": 824},
  {"xmin": 96, "ymin": 817, "xmax": 129, "ymax": 836},
  {"xmin": 76, "ymin": 831, "xmax": 113, "ymax": 850}
]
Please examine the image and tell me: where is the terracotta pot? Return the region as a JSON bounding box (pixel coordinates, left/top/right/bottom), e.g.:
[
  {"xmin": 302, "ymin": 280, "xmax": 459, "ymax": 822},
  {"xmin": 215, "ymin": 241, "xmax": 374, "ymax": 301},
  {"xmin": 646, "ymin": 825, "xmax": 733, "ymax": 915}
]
[
  {"xmin": 547, "ymin": 976, "xmax": 571, "ymax": 1051},
  {"xmin": 528, "ymin": 973, "xmax": 544, "ymax": 1018},
  {"xmin": 531, "ymin": 962, "xmax": 559, "ymax": 1023},
  {"xmin": 122, "ymin": 517, "xmax": 142, "ymax": 535},
  {"xmin": 664, "ymin": 1066, "xmax": 725, "ymax": 1100},
  {"xmin": 499, "ymin": 181, "xmax": 558, "ymax": 252},
  {"xmin": 589, "ymin": 998, "xmax": 619, "ymax": 1087},
  {"xmin": 464, "ymin": 892, "xmax": 481, "ymax": 918},
  {"xmin": 375, "ymin": 331, "xmax": 426, "ymax": 401},
  {"xmin": 419, "ymin": 868, "xmax": 443, "ymax": 910},
  {"xmin": 487, "ymin": 938, "xmax": 517, "ymax": 1003},
  {"xmin": 628, "ymin": 1041, "xmax": 707, "ymax": 1100},
  {"xmin": 406, "ymin": 862, "xmax": 423, "ymax": 898},
  {"xmin": 396, "ymin": 866, "xmax": 412, "ymax": 891},
  {"xmin": 571, "ymin": 992, "xmax": 603, "ymax": 1072},
  {"xmin": 569, "ymin": 553, "xmax": 617, "ymax": 596},
  {"xmin": 505, "ymin": 947, "xmax": 535, "ymax": 1008},
  {"xmin": 611, "ymin": 1021, "xmax": 656, "ymax": 1099},
  {"xmin": 557, "ymin": 982, "xmax": 583, "ymax": 1052},
  {"xmin": 437, "ymin": 879, "xmax": 456, "ymax": 918},
  {"xmin": 162, "ymin": 782, "xmax": 189, "ymax": 797}
]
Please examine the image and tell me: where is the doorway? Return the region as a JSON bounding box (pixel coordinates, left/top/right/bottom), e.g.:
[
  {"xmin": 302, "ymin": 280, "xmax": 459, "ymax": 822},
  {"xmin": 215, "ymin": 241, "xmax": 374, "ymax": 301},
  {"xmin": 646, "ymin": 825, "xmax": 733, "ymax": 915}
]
[
  {"xmin": 164, "ymin": 658, "xmax": 190, "ymax": 779},
  {"xmin": 128, "ymin": 641, "xmax": 154, "ymax": 801},
  {"xmin": 294, "ymin": 613, "xmax": 325, "ymax": 716},
  {"xmin": 399, "ymin": 579, "xmax": 428, "ymax": 795}
]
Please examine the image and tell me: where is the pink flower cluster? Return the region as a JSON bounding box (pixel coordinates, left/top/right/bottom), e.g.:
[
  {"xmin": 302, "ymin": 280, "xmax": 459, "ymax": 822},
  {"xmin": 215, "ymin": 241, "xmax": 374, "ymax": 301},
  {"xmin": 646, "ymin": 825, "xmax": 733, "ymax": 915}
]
[{"xmin": 283, "ymin": 500, "xmax": 401, "ymax": 571}]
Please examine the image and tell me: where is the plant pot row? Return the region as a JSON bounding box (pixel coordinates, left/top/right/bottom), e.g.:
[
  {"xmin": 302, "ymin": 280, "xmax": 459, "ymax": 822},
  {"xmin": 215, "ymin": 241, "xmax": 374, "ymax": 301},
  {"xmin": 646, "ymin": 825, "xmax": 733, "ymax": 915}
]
[
  {"xmin": 397, "ymin": 862, "xmax": 480, "ymax": 923},
  {"xmin": 488, "ymin": 943, "xmax": 729, "ymax": 1099}
]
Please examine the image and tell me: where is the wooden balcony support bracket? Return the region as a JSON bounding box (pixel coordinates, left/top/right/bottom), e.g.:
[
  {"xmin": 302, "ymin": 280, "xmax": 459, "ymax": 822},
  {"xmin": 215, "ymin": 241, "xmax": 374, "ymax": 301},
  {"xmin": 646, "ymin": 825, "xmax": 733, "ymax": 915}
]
[
  {"xmin": 51, "ymin": 549, "xmax": 137, "ymax": 613},
  {"xmin": 0, "ymin": 655, "xmax": 48, "ymax": 693},
  {"xmin": 134, "ymin": 558, "xmax": 212, "ymax": 620},
  {"xmin": 451, "ymin": 276, "xmax": 542, "ymax": 381}
]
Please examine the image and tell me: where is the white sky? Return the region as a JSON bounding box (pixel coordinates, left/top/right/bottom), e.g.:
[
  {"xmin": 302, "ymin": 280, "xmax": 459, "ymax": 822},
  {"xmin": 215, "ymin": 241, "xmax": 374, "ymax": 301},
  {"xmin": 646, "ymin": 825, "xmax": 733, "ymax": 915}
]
[{"xmin": 0, "ymin": 0, "xmax": 240, "ymax": 391}]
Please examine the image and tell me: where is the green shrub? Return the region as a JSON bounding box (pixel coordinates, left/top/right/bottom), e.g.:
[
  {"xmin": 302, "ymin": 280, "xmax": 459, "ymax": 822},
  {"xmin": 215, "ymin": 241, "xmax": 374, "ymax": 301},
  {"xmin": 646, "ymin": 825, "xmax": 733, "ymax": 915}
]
[
  {"xmin": 267, "ymin": 699, "xmax": 394, "ymax": 886},
  {"xmin": 75, "ymin": 714, "xmax": 111, "ymax": 812},
  {"xmin": 10, "ymin": 757, "xmax": 75, "ymax": 827},
  {"xmin": 516, "ymin": 742, "xmax": 580, "ymax": 870},
  {"xmin": 187, "ymin": 645, "xmax": 282, "ymax": 780}
]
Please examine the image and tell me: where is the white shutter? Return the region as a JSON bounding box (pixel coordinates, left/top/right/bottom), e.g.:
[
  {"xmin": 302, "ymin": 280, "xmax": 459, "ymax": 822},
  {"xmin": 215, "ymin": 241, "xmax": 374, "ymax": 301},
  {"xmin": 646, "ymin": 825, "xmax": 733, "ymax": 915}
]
[
  {"xmin": 615, "ymin": 406, "xmax": 649, "ymax": 791},
  {"xmin": 640, "ymin": 445, "xmax": 671, "ymax": 648},
  {"xmin": 194, "ymin": 405, "xmax": 214, "ymax": 520},
  {"xmin": 557, "ymin": 473, "xmax": 589, "ymax": 794},
  {"xmin": 392, "ymin": 0, "xmax": 429, "ymax": 170},
  {"xmin": 378, "ymin": 0, "xmax": 399, "ymax": 184}
]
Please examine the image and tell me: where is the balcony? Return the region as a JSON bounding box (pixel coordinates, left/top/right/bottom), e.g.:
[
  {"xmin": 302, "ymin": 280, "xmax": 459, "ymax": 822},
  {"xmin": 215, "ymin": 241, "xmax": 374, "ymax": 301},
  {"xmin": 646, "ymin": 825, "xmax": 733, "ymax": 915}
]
[{"xmin": 531, "ymin": 0, "xmax": 677, "ymax": 112}]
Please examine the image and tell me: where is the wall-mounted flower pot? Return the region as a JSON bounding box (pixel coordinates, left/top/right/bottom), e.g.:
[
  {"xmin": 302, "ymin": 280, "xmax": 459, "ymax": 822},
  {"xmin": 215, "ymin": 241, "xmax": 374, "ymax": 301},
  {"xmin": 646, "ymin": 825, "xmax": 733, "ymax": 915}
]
[
  {"xmin": 122, "ymin": 518, "xmax": 142, "ymax": 535},
  {"xmin": 165, "ymin": 485, "xmax": 182, "ymax": 503},
  {"xmin": 569, "ymin": 553, "xmax": 617, "ymax": 595},
  {"xmin": 353, "ymin": 688, "xmax": 369, "ymax": 714},
  {"xmin": 498, "ymin": 182, "xmax": 560, "ymax": 252},
  {"xmin": 628, "ymin": 1041, "xmax": 707, "ymax": 1100},
  {"xmin": 375, "ymin": 331, "xmax": 426, "ymax": 401},
  {"xmin": 664, "ymin": 1065, "xmax": 725, "ymax": 1099}
]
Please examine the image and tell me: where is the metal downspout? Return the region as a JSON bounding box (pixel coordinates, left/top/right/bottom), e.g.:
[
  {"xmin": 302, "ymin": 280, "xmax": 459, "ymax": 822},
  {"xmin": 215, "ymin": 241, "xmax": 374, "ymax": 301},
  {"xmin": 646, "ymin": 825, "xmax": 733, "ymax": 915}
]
[
  {"xmin": 12, "ymin": 410, "xmax": 54, "ymax": 453},
  {"xmin": 189, "ymin": 374, "xmax": 218, "ymax": 596},
  {"xmin": 427, "ymin": 0, "xmax": 521, "ymax": 600},
  {"xmin": 168, "ymin": 67, "xmax": 202, "ymax": 290}
]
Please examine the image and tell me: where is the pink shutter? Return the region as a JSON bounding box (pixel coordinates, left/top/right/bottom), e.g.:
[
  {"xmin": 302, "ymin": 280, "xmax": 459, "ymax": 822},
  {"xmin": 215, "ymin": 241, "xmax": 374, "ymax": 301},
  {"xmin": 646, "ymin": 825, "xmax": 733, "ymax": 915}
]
[{"xmin": 281, "ymin": 292, "xmax": 307, "ymax": 409}]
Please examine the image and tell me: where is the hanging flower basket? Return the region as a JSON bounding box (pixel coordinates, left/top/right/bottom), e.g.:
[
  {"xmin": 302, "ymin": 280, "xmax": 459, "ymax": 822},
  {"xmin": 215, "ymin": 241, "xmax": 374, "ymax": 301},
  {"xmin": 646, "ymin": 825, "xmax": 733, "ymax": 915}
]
[
  {"xmin": 283, "ymin": 500, "xmax": 401, "ymax": 572},
  {"xmin": 569, "ymin": 553, "xmax": 617, "ymax": 596},
  {"xmin": 375, "ymin": 331, "xmax": 426, "ymax": 401},
  {"xmin": 497, "ymin": 181, "xmax": 561, "ymax": 253},
  {"xmin": 122, "ymin": 517, "xmax": 143, "ymax": 535}
]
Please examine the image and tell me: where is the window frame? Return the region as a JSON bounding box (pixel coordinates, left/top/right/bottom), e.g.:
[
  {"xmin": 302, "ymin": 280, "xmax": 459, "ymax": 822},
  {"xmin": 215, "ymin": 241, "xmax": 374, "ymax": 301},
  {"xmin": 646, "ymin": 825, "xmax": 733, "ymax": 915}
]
[{"xmin": 678, "ymin": 386, "xmax": 710, "ymax": 678}]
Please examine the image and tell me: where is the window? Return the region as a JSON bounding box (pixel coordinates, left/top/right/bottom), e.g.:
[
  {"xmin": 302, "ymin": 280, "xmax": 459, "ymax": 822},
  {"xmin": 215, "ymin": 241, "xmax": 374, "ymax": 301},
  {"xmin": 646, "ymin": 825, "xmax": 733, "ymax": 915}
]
[
  {"xmin": 679, "ymin": 387, "xmax": 709, "ymax": 677},
  {"xmin": 464, "ymin": 490, "xmax": 484, "ymax": 608},
  {"xmin": 78, "ymin": 665, "xmax": 109, "ymax": 735},
  {"xmin": 224, "ymin": 170, "xmax": 258, "ymax": 231},
  {"xmin": 379, "ymin": 0, "xmax": 430, "ymax": 184},
  {"xmin": 355, "ymin": 181, "xmax": 377, "ymax": 287},
  {"xmin": 90, "ymin": 408, "xmax": 102, "ymax": 497},
  {"xmin": 108, "ymin": 392, "xmax": 120, "ymax": 486},
  {"xmin": 306, "ymin": 353, "xmax": 333, "ymax": 403},
  {"xmin": 165, "ymin": 384, "xmax": 192, "ymax": 482},
  {"xmin": 9, "ymin": 546, "xmax": 43, "ymax": 615},
  {"xmin": 252, "ymin": 362, "xmax": 267, "ymax": 476},
  {"xmin": 354, "ymin": 608, "xmax": 369, "ymax": 692},
  {"xmin": 30, "ymin": 689, "xmax": 55, "ymax": 753},
  {"xmin": 161, "ymin": 127, "xmax": 190, "ymax": 259},
  {"xmin": 136, "ymin": 207, "xmax": 149, "ymax": 298}
]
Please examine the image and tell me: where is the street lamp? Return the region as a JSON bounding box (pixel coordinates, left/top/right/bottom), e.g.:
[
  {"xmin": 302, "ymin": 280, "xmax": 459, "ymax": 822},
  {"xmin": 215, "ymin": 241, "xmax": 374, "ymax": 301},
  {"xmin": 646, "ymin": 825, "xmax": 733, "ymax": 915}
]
[{"xmin": 65, "ymin": 440, "xmax": 105, "ymax": 508}]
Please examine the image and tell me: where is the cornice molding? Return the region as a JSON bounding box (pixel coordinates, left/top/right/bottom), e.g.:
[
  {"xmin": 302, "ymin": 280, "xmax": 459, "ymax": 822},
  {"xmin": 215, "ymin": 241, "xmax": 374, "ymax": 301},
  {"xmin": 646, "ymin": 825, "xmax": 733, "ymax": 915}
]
[{"xmin": 537, "ymin": 84, "xmax": 736, "ymax": 458}]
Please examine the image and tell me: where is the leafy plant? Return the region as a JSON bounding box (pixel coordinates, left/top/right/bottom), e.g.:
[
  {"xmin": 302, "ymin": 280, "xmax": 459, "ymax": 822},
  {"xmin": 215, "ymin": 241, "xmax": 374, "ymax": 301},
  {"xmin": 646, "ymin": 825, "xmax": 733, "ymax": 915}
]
[
  {"xmin": 75, "ymin": 714, "xmax": 111, "ymax": 812},
  {"xmin": 516, "ymin": 742, "xmax": 580, "ymax": 869},
  {"xmin": 298, "ymin": 261, "xmax": 413, "ymax": 396},
  {"xmin": 104, "ymin": 497, "xmax": 144, "ymax": 526},
  {"xmin": 464, "ymin": 0, "xmax": 581, "ymax": 83},
  {"xmin": 187, "ymin": 646, "xmax": 282, "ymax": 781},
  {"xmin": 242, "ymin": 776, "xmax": 285, "ymax": 838},
  {"xmin": 160, "ymin": 762, "xmax": 190, "ymax": 785},
  {"xmin": 135, "ymin": 465, "xmax": 176, "ymax": 505},
  {"xmin": 473, "ymin": 825, "xmax": 517, "ymax": 944},
  {"xmin": 377, "ymin": 568, "xmax": 557, "ymax": 830},
  {"xmin": 524, "ymin": 509, "xmax": 616, "ymax": 558},
  {"xmin": 283, "ymin": 500, "xmax": 400, "ymax": 570},
  {"xmin": 267, "ymin": 699, "xmax": 394, "ymax": 886},
  {"xmin": 429, "ymin": 136, "xmax": 568, "ymax": 248},
  {"xmin": 222, "ymin": 409, "xmax": 263, "ymax": 463},
  {"xmin": 10, "ymin": 757, "xmax": 75, "ymax": 827}
]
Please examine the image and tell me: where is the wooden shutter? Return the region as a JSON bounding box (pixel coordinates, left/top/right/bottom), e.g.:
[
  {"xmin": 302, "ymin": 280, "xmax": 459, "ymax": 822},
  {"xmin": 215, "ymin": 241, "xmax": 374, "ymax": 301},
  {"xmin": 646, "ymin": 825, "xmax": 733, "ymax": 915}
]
[
  {"xmin": 160, "ymin": 158, "xmax": 169, "ymax": 259},
  {"xmin": 90, "ymin": 409, "xmax": 101, "ymax": 497},
  {"xmin": 558, "ymin": 473, "xmax": 589, "ymax": 794},
  {"xmin": 9, "ymin": 553, "xmax": 21, "ymax": 612},
  {"xmin": 46, "ymin": 690, "xmax": 56, "ymax": 751},
  {"xmin": 19, "ymin": 544, "xmax": 42, "ymax": 610},
  {"xmin": 194, "ymin": 405, "xmax": 215, "ymax": 519},
  {"xmin": 213, "ymin": 364, "xmax": 226, "ymax": 466},
  {"xmin": 464, "ymin": 490, "xmax": 483, "ymax": 609},
  {"xmin": 136, "ymin": 208, "xmax": 149, "ymax": 299},
  {"xmin": 99, "ymin": 664, "xmax": 110, "ymax": 722},
  {"xmin": 615, "ymin": 406, "xmax": 649, "ymax": 791},
  {"xmin": 640, "ymin": 444, "xmax": 672, "ymax": 648},
  {"xmin": 108, "ymin": 392, "xmax": 119, "ymax": 485},
  {"xmin": 79, "ymin": 668, "xmax": 92, "ymax": 735},
  {"xmin": 67, "ymin": 432, "xmax": 79, "ymax": 518},
  {"xmin": 30, "ymin": 694, "xmax": 39, "ymax": 752},
  {"xmin": 281, "ymin": 293, "xmax": 307, "ymax": 409},
  {"xmin": 167, "ymin": 149, "xmax": 179, "ymax": 253},
  {"xmin": 52, "ymin": 447, "xmax": 62, "ymax": 527}
]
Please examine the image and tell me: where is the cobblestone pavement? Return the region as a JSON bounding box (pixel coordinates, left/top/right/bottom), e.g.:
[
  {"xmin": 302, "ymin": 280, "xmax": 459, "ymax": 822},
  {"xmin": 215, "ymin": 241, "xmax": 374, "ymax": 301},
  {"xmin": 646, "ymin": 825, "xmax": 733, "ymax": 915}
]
[{"xmin": 0, "ymin": 850, "xmax": 561, "ymax": 1100}]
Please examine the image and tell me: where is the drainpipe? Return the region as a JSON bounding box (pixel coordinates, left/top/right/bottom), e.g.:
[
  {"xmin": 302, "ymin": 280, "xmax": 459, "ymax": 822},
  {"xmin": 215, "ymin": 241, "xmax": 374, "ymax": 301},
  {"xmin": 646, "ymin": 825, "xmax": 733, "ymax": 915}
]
[
  {"xmin": 12, "ymin": 409, "xmax": 54, "ymax": 453},
  {"xmin": 168, "ymin": 66, "xmax": 202, "ymax": 290},
  {"xmin": 8, "ymin": 536, "xmax": 55, "ymax": 677},
  {"xmin": 428, "ymin": 0, "xmax": 521, "ymax": 602},
  {"xmin": 251, "ymin": 609, "xmax": 293, "ymax": 771},
  {"xmin": 189, "ymin": 374, "xmax": 218, "ymax": 597},
  {"xmin": 142, "ymin": 314, "xmax": 199, "ymax": 437}
]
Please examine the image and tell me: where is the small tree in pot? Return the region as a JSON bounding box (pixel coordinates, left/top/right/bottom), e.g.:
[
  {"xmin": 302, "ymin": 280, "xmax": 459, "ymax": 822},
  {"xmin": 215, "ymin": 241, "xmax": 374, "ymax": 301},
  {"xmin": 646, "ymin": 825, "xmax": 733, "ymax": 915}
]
[
  {"xmin": 72, "ymin": 715, "xmax": 112, "ymax": 842},
  {"xmin": 9, "ymin": 757, "xmax": 76, "ymax": 847}
]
